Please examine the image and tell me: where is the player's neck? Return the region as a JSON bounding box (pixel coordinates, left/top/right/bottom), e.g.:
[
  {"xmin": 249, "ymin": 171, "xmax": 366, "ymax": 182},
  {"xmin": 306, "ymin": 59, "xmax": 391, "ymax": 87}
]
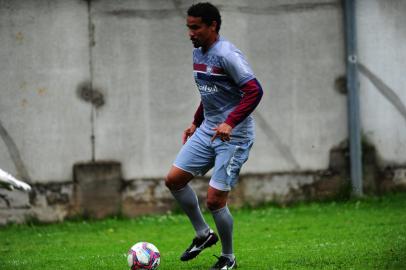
[{"xmin": 202, "ymin": 34, "xmax": 219, "ymax": 54}]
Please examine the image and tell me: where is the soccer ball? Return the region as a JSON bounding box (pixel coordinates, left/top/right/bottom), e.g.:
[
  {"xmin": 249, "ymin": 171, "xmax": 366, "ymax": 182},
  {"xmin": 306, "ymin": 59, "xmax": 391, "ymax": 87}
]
[{"xmin": 127, "ymin": 242, "xmax": 160, "ymax": 270}]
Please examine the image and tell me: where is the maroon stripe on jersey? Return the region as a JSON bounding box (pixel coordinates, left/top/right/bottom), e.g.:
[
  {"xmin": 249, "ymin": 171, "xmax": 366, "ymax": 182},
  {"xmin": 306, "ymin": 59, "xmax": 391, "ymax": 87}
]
[
  {"xmin": 193, "ymin": 63, "xmax": 226, "ymax": 75},
  {"xmin": 225, "ymin": 78, "xmax": 263, "ymax": 128},
  {"xmin": 194, "ymin": 63, "xmax": 207, "ymax": 72},
  {"xmin": 211, "ymin": 66, "xmax": 225, "ymax": 75}
]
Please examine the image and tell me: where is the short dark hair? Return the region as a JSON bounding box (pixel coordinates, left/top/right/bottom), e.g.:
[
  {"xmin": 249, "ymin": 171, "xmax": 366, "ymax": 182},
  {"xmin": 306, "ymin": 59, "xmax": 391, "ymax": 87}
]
[{"xmin": 187, "ymin": 2, "xmax": 221, "ymax": 33}]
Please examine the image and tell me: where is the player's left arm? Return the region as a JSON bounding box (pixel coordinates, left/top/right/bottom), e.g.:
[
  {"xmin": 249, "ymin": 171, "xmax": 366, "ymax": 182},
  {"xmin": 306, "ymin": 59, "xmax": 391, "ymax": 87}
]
[
  {"xmin": 212, "ymin": 51, "xmax": 264, "ymax": 142},
  {"xmin": 224, "ymin": 78, "xmax": 263, "ymax": 128},
  {"xmin": 212, "ymin": 79, "xmax": 262, "ymax": 141}
]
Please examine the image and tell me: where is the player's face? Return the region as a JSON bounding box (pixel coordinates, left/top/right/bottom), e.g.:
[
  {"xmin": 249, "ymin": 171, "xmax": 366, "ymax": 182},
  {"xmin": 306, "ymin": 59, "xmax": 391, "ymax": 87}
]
[{"xmin": 186, "ymin": 16, "xmax": 217, "ymax": 49}]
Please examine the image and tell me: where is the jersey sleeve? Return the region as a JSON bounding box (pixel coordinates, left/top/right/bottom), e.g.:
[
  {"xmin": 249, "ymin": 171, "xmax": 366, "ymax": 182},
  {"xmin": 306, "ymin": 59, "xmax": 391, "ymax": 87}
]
[
  {"xmin": 221, "ymin": 50, "xmax": 255, "ymax": 86},
  {"xmin": 192, "ymin": 102, "xmax": 204, "ymax": 127},
  {"xmin": 224, "ymin": 78, "xmax": 263, "ymax": 128}
]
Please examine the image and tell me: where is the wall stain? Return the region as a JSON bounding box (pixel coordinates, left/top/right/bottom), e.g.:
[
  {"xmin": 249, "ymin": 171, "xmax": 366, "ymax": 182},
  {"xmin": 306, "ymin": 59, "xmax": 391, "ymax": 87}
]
[
  {"xmin": 0, "ymin": 119, "xmax": 31, "ymax": 182},
  {"xmin": 334, "ymin": 75, "xmax": 347, "ymax": 95},
  {"xmin": 15, "ymin": 31, "xmax": 23, "ymax": 44},
  {"xmin": 76, "ymin": 81, "xmax": 105, "ymax": 108},
  {"xmin": 21, "ymin": 99, "xmax": 28, "ymax": 107},
  {"xmin": 254, "ymin": 111, "xmax": 301, "ymax": 169},
  {"xmin": 37, "ymin": 87, "xmax": 47, "ymax": 96},
  {"xmin": 358, "ymin": 62, "xmax": 406, "ymax": 122}
]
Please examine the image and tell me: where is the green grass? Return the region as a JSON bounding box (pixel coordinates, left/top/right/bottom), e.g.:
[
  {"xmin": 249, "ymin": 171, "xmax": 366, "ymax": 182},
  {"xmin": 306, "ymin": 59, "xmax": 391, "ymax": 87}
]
[{"xmin": 1, "ymin": 193, "xmax": 406, "ymax": 270}]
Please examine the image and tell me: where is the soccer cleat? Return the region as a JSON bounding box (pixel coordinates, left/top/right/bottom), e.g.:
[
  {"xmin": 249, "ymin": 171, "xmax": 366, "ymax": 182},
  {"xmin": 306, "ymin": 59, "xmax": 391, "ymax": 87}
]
[
  {"xmin": 209, "ymin": 255, "xmax": 237, "ymax": 270},
  {"xmin": 180, "ymin": 230, "xmax": 219, "ymax": 261}
]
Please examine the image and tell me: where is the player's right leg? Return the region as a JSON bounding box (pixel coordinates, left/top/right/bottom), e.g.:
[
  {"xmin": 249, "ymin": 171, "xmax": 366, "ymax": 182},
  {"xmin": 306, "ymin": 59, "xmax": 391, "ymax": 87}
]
[
  {"xmin": 165, "ymin": 129, "xmax": 218, "ymax": 261},
  {"xmin": 165, "ymin": 165, "xmax": 193, "ymax": 191},
  {"xmin": 165, "ymin": 166, "xmax": 219, "ymax": 261}
]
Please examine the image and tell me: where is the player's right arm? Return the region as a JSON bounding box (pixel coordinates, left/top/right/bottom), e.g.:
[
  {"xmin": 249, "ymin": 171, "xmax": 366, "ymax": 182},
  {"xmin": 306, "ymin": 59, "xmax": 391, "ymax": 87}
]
[{"xmin": 182, "ymin": 102, "xmax": 204, "ymax": 144}]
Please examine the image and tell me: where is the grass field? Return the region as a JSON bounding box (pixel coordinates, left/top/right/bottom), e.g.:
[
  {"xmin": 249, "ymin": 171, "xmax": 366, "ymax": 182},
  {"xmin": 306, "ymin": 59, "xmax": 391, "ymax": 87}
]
[{"xmin": 1, "ymin": 193, "xmax": 406, "ymax": 270}]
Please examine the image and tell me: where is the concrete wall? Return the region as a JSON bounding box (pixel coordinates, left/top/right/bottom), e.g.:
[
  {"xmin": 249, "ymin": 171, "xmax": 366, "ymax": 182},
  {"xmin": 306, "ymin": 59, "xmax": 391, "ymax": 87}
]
[
  {"xmin": 1, "ymin": 0, "xmax": 406, "ymax": 224},
  {"xmin": 91, "ymin": 0, "xmax": 195, "ymax": 179},
  {"xmin": 357, "ymin": 0, "xmax": 406, "ymax": 166},
  {"xmin": 0, "ymin": 0, "xmax": 347, "ymax": 182},
  {"xmin": 0, "ymin": 0, "xmax": 91, "ymax": 182}
]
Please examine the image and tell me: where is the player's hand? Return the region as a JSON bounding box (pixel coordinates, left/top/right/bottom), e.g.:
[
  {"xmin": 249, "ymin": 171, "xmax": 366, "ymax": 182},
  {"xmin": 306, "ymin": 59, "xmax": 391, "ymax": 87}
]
[
  {"xmin": 182, "ymin": 123, "xmax": 197, "ymax": 144},
  {"xmin": 211, "ymin": 123, "xmax": 232, "ymax": 142}
]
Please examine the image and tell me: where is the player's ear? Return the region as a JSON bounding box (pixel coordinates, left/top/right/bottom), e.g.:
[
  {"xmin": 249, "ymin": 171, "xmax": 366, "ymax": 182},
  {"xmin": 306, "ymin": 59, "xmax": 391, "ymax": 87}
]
[{"xmin": 210, "ymin": 21, "xmax": 217, "ymax": 32}]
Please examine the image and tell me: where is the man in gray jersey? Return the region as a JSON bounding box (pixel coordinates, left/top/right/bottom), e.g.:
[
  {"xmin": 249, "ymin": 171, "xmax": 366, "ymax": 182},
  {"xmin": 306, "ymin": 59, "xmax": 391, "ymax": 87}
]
[{"xmin": 165, "ymin": 2, "xmax": 263, "ymax": 269}]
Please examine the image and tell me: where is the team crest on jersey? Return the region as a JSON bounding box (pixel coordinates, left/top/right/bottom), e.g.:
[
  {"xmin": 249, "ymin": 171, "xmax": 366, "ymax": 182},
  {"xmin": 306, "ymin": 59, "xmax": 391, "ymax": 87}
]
[{"xmin": 206, "ymin": 66, "xmax": 212, "ymax": 75}]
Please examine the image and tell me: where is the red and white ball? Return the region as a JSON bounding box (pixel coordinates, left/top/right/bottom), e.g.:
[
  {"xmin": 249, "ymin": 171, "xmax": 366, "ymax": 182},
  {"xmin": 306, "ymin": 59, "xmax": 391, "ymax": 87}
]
[{"xmin": 127, "ymin": 242, "xmax": 160, "ymax": 270}]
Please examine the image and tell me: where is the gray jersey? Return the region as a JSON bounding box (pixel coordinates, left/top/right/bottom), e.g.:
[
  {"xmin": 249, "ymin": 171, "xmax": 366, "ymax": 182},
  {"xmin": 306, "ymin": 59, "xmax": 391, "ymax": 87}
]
[{"xmin": 193, "ymin": 36, "xmax": 256, "ymax": 140}]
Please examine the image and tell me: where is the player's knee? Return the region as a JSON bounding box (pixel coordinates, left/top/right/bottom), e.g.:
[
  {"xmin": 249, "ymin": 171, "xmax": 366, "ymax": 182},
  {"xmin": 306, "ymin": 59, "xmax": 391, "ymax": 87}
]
[
  {"xmin": 206, "ymin": 198, "xmax": 225, "ymax": 211},
  {"xmin": 165, "ymin": 167, "xmax": 193, "ymax": 191},
  {"xmin": 164, "ymin": 174, "xmax": 176, "ymax": 190},
  {"xmin": 165, "ymin": 174, "xmax": 184, "ymax": 191}
]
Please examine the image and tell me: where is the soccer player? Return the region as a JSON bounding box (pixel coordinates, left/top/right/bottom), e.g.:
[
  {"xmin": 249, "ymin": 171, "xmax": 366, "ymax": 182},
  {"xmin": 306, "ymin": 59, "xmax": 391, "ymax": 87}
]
[{"xmin": 165, "ymin": 2, "xmax": 263, "ymax": 269}]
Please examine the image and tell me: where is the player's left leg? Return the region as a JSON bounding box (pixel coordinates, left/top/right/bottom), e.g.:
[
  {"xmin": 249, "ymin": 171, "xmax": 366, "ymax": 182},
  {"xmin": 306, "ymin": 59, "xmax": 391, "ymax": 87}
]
[
  {"xmin": 207, "ymin": 187, "xmax": 237, "ymax": 270},
  {"xmin": 207, "ymin": 139, "xmax": 254, "ymax": 269}
]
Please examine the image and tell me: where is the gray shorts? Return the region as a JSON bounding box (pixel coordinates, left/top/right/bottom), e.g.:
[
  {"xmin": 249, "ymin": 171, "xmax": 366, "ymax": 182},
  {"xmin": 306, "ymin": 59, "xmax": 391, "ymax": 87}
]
[{"xmin": 173, "ymin": 128, "xmax": 253, "ymax": 191}]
